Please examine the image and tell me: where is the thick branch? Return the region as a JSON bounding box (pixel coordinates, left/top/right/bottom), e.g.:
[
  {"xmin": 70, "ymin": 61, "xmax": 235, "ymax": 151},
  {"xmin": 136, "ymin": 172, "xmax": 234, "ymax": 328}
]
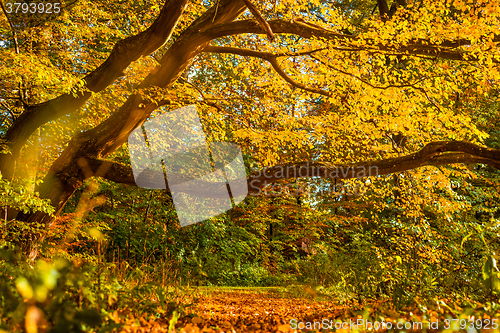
[
  {"xmin": 201, "ymin": 19, "xmax": 499, "ymax": 62},
  {"xmin": 88, "ymin": 141, "xmax": 500, "ymax": 197},
  {"xmin": 81, "ymin": 1, "xmax": 247, "ymax": 158},
  {"xmin": 84, "ymin": 1, "xmax": 189, "ymax": 92}
]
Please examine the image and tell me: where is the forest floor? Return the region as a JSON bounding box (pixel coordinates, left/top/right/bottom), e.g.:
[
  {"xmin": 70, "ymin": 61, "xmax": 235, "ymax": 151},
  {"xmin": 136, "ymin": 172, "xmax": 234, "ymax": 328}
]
[{"xmin": 111, "ymin": 287, "xmax": 463, "ymax": 333}]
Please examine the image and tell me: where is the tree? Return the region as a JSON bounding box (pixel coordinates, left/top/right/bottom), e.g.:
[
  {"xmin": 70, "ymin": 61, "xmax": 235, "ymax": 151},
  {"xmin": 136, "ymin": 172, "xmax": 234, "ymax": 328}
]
[{"xmin": 1, "ymin": 0, "xmax": 500, "ymax": 230}]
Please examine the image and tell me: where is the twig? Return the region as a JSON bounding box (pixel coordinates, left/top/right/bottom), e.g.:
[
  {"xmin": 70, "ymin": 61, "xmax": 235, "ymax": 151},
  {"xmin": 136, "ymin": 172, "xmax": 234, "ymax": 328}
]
[{"xmin": 243, "ymin": 0, "xmax": 275, "ymax": 42}]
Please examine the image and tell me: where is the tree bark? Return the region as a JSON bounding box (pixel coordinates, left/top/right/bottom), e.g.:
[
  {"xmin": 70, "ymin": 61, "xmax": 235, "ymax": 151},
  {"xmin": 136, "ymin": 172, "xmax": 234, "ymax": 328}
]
[{"xmin": 44, "ymin": 141, "xmax": 500, "ymax": 200}]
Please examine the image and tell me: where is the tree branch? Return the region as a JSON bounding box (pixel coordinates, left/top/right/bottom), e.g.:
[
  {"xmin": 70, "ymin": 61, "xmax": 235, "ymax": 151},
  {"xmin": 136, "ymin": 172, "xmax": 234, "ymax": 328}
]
[
  {"xmin": 204, "ymin": 45, "xmax": 333, "ymax": 97},
  {"xmin": 4, "ymin": 14, "xmax": 496, "ymax": 176},
  {"xmin": 201, "ymin": 19, "xmax": 499, "ymax": 62},
  {"xmin": 87, "ymin": 141, "xmax": 500, "ymax": 198},
  {"xmin": 376, "ymin": 0, "xmax": 390, "ymax": 22},
  {"xmin": 310, "ymin": 54, "xmax": 435, "ymax": 90},
  {"xmin": 204, "ymin": 45, "xmax": 443, "ymax": 99},
  {"xmin": 242, "ymin": 0, "xmax": 275, "ymax": 42}
]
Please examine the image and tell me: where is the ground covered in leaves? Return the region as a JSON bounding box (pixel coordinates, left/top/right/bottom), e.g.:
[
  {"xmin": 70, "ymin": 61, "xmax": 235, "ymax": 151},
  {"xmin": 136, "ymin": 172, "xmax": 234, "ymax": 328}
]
[{"xmin": 110, "ymin": 287, "xmax": 493, "ymax": 333}]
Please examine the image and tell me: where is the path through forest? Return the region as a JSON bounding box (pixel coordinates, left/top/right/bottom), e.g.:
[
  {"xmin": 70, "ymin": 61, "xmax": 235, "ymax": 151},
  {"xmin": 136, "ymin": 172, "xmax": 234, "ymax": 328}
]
[{"xmin": 112, "ymin": 287, "xmax": 439, "ymax": 333}]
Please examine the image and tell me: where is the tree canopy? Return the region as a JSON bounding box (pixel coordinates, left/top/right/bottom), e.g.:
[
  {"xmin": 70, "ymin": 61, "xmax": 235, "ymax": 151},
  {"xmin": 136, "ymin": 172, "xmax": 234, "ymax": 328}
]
[{"xmin": 1, "ymin": 0, "xmax": 499, "ymax": 225}]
